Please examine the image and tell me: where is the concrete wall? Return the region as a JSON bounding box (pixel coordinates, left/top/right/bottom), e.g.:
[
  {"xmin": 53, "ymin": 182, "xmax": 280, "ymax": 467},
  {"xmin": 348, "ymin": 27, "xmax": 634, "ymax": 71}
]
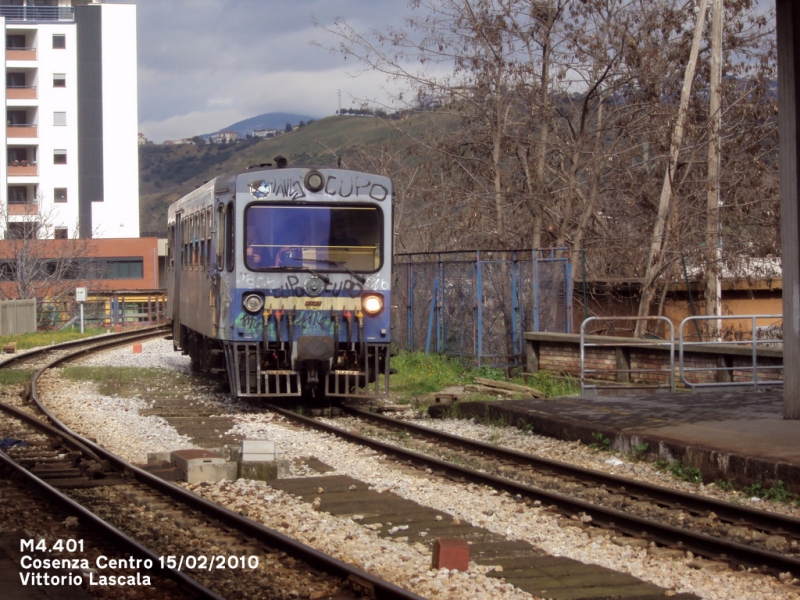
[
  {"xmin": 0, "ymin": 298, "xmax": 36, "ymax": 334},
  {"xmin": 525, "ymin": 332, "xmax": 783, "ymax": 387}
]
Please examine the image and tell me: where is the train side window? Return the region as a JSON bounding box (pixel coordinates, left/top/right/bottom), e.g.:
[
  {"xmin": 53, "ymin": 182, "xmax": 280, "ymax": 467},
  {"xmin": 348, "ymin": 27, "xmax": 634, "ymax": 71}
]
[
  {"xmin": 181, "ymin": 218, "xmax": 187, "ymax": 270},
  {"xmin": 197, "ymin": 212, "xmax": 206, "ymax": 271},
  {"xmin": 206, "ymin": 207, "xmax": 213, "ymax": 269},
  {"xmin": 192, "ymin": 214, "xmax": 198, "ymax": 268},
  {"xmin": 201, "ymin": 211, "xmax": 207, "ymax": 269},
  {"xmin": 166, "ymin": 226, "xmax": 173, "ymax": 270},
  {"xmin": 196, "ymin": 213, "xmax": 201, "ymax": 268},
  {"xmin": 208, "ymin": 207, "xmax": 213, "ymax": 267},
  {"xmin": 224, "ymin": 201, "xmax": 235, "ymax": 272},
  {"xmin": 215, "ymin": 205, "xmax": 224, "ymax": 270}
]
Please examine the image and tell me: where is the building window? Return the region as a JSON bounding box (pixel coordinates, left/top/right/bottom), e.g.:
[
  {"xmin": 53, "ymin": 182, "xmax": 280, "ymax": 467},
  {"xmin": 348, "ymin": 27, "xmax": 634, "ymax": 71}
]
[
  {"xmin": 6, "ymin": 222, "xmax": 39, "ymax": 240},
  {"xmin": 6, "ymin": 72, "xmax": 25, "ymax": 88},
  {"xmin": 53, "ymin": 111, "xmax": 66, "ymax": 126},
  {"xmin": 7, "ymin": 110, "xmax": 28, "ymax": 125},
  {"xmin": 52, "ymin": 34, "xmax": 65, "ymax": 49},
  {"xmin": 54, "ymin": 227, "xmax": 68, "ymax": 240},
  {"xmin": 6, "ymin": 35, "xmax": 26, "ymax": 50},
  {"xmin": 54, "ymin": 188, "xmax": 67, "ymax": 203},
  {"xmin": 53, "ymin": 73, "xmax": 65, "ymax": 88},
  {"xmin": 53, "ymin": 149, "xmax": 66, "ymax": 164},
  {"xmin": 8, "ymin": 147, "xmax": 28, "ymax": 164},
  {"xmin": 105, "ymin": 259, "xmax": 144, "ymax": 279},
  {"xmin": 7, "ymin": 185, "xmax": 28, "ymax": 204}
]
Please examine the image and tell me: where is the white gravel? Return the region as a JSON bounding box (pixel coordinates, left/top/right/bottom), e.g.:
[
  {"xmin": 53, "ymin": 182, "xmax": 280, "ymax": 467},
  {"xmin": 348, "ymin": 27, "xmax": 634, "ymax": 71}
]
[
  {"xmin": 37, "ymin": 338, "xmax": 196, "ymax": 463},
  {"xmin": 34, "ymin": 338, "xmax": 800, "ymax": 600}
]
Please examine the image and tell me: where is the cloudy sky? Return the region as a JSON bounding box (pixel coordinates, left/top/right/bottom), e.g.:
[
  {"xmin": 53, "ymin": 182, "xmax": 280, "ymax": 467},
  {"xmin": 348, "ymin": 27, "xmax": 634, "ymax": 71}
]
[{"xmin": 113, "ymin": 0, "xmax": 406, "ymax": 142}]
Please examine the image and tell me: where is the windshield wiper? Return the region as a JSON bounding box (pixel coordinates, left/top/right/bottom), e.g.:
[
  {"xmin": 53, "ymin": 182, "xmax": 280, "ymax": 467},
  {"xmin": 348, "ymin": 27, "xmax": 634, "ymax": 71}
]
[
  {"xmin": 303, "ymin": 258, "xmax": 367, "ymax": 284},
  {"xmin": 273, "ymin": 265, "xmax": 330, "ymax": 284}
]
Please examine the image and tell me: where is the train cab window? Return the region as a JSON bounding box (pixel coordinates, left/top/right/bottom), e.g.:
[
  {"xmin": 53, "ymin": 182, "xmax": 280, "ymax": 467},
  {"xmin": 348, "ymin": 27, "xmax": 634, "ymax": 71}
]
[
  {"xmin": 245, "ymin": 204, "xmax": 382, "ymax": 272},
  {"xmin": 224, "ymin": 201, "xmax": 235, "ymax": 272}
]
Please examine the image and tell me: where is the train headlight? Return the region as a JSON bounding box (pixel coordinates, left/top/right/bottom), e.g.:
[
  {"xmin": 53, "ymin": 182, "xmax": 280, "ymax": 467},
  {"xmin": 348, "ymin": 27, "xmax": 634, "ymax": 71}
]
[
  {"xmin": 362, "ymin": 293, "xmax": 384, "ymax": 315},
  {"xmin": 243, "ymin": 293, "xmax": 264, "ymax": 314},
  {"xmin": 304, "ymin": 171, "xmax": 325, "ymax": 193}
]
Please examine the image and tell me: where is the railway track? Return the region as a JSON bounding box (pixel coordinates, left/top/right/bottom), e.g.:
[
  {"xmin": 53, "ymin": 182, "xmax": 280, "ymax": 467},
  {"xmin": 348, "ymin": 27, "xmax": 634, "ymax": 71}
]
[
  {"xmin": 0, "ymin": 331, "xmax": 424, "ymax": 600},
  {"xmin": 266, "ymin": 403, "xmax": 800, "ymax": 580}
]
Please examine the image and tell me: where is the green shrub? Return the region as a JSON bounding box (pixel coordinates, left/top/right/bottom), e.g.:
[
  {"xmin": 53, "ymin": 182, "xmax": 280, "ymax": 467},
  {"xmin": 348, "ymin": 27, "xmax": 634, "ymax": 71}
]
[{"xmin": 742, "ymin": 478, "xmax": 799, "ymax": 504}]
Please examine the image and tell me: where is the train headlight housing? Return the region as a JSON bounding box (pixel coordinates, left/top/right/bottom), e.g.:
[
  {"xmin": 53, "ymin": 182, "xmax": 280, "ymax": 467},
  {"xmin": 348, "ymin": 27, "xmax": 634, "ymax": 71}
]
[
  {"xmin": 243, "ymin": 293, "xmax": 264, "ymax": 314},
  {"xmin": 362, "ymin": 293, "xmax": 384, "ymax": 315},
  {"xmin": 304, "ymin": 171, "xmax": 325, "ymax": 193}
]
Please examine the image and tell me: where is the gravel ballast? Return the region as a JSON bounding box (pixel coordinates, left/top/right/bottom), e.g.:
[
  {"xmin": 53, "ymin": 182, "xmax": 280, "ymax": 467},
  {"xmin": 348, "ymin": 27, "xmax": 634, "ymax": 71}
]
[{"xmin": 33, "ymin": 337, "xmax": 800, "ymax": 600}]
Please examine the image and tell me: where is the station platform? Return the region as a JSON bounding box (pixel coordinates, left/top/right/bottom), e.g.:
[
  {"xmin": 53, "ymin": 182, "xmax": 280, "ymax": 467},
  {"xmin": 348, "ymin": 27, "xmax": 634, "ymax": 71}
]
[{"xmin": 457, "ymin": 388, "xmax": 800, "ymax": 491}]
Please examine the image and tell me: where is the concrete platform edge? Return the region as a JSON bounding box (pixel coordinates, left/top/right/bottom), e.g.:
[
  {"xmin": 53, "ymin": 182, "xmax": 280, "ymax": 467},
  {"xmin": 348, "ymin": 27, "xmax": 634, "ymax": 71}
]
[{"xmin": 455, "ymin": 401, "xmax": 800, "ymax": 492}]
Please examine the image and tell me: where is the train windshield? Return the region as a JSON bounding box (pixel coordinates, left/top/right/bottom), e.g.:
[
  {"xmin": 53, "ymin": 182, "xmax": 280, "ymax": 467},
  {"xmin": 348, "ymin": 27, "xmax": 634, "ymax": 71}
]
[{"xmin": 245, "ymin": 204, "xmax": 382, "ymax": 272}]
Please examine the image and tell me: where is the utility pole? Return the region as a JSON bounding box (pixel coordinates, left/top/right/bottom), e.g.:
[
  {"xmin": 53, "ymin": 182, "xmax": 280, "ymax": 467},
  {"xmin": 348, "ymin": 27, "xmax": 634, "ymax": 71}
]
[
  {"xmin": 635, "ymin": 0, "xmax": 709, "ymax": 337},
  {"xmin": 777, "ymin": 0, "xmax": 800, "ymax": 420},
  {"xmin": 337, "ymin": 89, "xmax": 342, "ymax": 115},
  {"xmin": 706, "ymin": 0, "xmax": 723, "ymax": 341}
]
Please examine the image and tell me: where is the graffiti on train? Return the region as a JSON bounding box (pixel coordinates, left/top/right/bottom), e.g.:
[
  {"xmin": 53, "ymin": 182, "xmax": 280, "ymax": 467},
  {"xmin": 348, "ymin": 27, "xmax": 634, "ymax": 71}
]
[
  {"xmin": 249, "ymin": 175, "xmax": 388, "ymax": 202},
  {"xmin": 266, "ymin": 275, "xmax": 364, "ymax": 298}
]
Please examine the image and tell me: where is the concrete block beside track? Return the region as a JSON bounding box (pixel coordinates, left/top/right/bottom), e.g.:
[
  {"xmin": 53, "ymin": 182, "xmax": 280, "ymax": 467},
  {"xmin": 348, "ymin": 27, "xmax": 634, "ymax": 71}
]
[
  {"xmin": 171, "ymin": 449, "xmax": 236, "ymax": 483},
  {"xmin": 238, "ymin": 459, "xmax": 290, "ymax": 482},
  {"xmin": 240, "ymin": 439, "xmax": 275, "ymax": 462}
]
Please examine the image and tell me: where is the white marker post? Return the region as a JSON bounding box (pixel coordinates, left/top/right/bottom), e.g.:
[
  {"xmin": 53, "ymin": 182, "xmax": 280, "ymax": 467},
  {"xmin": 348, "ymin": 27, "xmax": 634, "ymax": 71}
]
[{"xmin": 75, "ymin": 287, "xmax": 87, "ymax": 334}]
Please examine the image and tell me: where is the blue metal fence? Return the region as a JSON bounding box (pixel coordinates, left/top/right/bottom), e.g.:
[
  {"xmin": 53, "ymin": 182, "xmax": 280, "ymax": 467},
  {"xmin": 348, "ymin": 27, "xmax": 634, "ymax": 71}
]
[{"xmin": 394, "ymin": 249, "xmax": 572, "ymax": 367}]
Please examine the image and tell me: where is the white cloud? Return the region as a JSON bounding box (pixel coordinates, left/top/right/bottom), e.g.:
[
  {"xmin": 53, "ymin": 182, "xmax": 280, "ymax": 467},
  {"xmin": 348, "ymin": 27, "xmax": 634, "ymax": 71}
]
[
  {"xmin": 103, "ymin": 0, "xmax": 413, "ymax": 141},
  {"xmin": 139, "ymin": 67, "xmax": 406, "ymax": 142}
]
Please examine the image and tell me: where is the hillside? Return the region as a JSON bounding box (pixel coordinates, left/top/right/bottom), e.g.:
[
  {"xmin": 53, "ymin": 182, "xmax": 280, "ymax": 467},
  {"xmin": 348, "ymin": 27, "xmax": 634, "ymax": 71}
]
[
  {"xmin": 203, "ymin": 112, "xmax": 316, "ymax": 138},
  {"xmin": 139, "ymin": 114, "xmax": 441, "ymax": 236}
]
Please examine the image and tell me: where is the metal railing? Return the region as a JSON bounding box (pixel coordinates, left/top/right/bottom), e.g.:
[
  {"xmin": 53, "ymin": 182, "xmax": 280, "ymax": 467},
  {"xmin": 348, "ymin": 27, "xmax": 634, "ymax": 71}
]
[
  {"xmin": 580, "ymin": 316, "xmax": 675, "ymax": 397},
  {"xmin": 678, "ymin": 314, "xmax": 783, "ymax": 390},
  {"xmin": 0, "ymin": 6, "xmax": 74, "ymax": 21}
]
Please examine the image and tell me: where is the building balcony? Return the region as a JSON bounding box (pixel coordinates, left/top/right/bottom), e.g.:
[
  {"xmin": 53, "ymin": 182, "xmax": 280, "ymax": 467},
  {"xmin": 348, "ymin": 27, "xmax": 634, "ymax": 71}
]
[
  {"xmin": 7, "ymin": 202, "xmax": 37, "ymax": 216},
  {"xmin": 8, "ymin": 163, "xmax": 37, "ymax": 177},
  {"xmin": 6, "ymin": 87, "xmax": 36, "ymax": 101},
  {"xmin": 0, "ymin": 7, "xmax": 74, "ymax": 23},
  {"xmin": 7, "ymin": 125, "xmax": 37, "ymax": 138},
  {"xmin": 6, "ymin": 49, "xmax": 36, "ymax": 62}
]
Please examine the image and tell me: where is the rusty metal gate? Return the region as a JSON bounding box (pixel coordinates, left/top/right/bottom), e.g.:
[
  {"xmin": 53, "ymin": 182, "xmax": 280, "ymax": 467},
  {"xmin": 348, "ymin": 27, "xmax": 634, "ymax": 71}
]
[{"xmin": 394, "ymin": 249, "xmax": 572, "ymax": 367}]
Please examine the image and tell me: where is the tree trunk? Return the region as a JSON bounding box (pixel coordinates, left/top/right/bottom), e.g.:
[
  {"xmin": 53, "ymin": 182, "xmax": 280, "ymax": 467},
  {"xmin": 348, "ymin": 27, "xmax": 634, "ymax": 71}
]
[
  {"xmin": 635, "ymin": 0, "xmax": 709, "ymax": 337},
  {"xmin": 705, "ymin": 0, "xmax": 723, "ymax": 341}
]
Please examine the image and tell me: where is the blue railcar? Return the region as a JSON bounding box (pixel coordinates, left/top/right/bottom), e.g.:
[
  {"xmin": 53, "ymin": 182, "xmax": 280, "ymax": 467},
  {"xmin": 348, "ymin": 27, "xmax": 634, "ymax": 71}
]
[{"xmin": 166, "ymin": 162, "xmax": 392, "ymax": 400}]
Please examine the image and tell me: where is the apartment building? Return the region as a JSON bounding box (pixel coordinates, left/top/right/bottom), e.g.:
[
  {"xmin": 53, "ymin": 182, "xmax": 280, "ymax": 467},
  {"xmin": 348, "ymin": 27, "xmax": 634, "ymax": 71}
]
[{"xmin": 2, "ymin": 0, "xmax": 139, "ymax": 241}]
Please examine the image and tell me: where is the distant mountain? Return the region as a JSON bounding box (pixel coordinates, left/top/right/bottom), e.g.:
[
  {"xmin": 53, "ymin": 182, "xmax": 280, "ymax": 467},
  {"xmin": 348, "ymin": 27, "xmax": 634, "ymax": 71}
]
[{"xmin": 204, "ymin": 112, "xmax": 317, "ymax": 138}]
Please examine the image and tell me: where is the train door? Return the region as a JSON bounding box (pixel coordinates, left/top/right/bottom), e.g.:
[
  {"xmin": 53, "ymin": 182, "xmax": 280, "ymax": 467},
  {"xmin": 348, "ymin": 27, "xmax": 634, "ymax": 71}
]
[
  {"xmin": 173, "ymin": 212, "xmax": 183, "ymax": 347},
  {"xmin": 211, "ymin": 203, "xmax": 225, "ymax": 336}
]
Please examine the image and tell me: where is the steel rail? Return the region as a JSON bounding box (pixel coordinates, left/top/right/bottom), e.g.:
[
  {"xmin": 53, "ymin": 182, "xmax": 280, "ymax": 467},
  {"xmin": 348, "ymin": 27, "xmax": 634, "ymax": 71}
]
[
  {"xmin": 267, "ymin": 404, "xmax": 800, "ymax": 576},
  {"xmin": 0, "ymin": 400, "xmax": 105, "ymax": 466},
  {"xmin": 345, "ymin": 406, "xmax": 800, "ymax": 535},
  {"xmin": 0, "ymin": 325, "xmax": 168, "ymax": 369},
  {"xmin": 23, "ymin": 335, "xmax": 425, "ymax": 600},
  {"xmin": 0, "ymin": 449, "xmax": 225, "ymax": 600}
]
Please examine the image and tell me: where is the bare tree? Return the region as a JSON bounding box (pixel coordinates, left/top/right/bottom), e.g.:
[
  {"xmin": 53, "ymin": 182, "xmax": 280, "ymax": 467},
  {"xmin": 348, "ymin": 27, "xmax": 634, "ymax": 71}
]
[
  {"xmin": 322, "ymin": 0, "xmax": 777, "ymax": 334},
  {"xmin": 0, "ymin": 199, "xmax": 93, "ymax": 304}
]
